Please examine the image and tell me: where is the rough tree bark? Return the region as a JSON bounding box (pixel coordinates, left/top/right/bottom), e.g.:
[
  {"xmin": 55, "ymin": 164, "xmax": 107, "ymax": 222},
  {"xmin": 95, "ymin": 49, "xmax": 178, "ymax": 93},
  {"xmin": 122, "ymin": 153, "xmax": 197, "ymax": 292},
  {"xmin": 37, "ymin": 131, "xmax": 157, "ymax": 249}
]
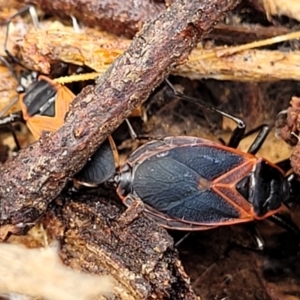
[
  {"xmin": 51, "ymin": 192, "xmax": 199, "ymax": 299},
  {"xmin": 0, "ymin": 0, "xmax": 241, "ymax": 237}
]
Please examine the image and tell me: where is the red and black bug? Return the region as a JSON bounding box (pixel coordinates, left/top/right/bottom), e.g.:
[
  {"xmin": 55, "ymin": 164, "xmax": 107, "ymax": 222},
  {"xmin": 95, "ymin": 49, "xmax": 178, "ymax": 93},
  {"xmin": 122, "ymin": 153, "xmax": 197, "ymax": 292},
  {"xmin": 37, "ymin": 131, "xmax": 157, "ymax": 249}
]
[
  {"xmin": 0, "ymin": 67, "xmax": 120, "ymax": 185},
  {"xmin": 116, "ymin": 136, "xmax": 291, "ymax": 230},
  {"xmin": 111, "ymin": 79, "xmax": 300, "ymax": 233},
  {"xmin": 19, "ymin": 74, "xmax": 75, "ymax": 139}
]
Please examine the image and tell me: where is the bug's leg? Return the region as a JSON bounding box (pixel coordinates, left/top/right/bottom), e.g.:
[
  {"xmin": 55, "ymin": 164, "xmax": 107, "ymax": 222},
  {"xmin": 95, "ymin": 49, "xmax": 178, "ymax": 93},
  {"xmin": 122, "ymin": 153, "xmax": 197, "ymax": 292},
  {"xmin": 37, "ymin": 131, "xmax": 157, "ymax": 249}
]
[
  {"xmin": 165, "ymin": 79, "xmax": 270, "ymax": 152},
  {"xmin": 249, "ymin": 224, "xmax": 265, "ymax": 251},
  {"xmin": 164, "ymin": 78, "xmax": 246, "ymax": 148},
  {"xmin": 0, "ymin": 124, "xmax": 21, "ymax": 151},
  {"xmin": 124, "ymin": 117, "xmax": 164, "ymax": 142},
  {"xmin": 4, "ymin": 5, "xmax": 39, "ymax": 66},
  {"xmin": 125, "ymin": 118, "xmax": 138, "ymax": 140},
  {"xmin": 0, "ymin": 112, "xmax": 23, "ymax": 151},
  {"xmin": 223, "ymin": 224, "xmax": 265, "ymax": 255},
  {"xmin": 8, "ymin": 124, "xmax": 21, "ymax": 151},
  {"xmin": 117, "ymin": 195, "xmax": 145, "ymax": 228},
  {"xmin": 268, "ymin": 213, "xmax": 300, "ymax": 236},
  {"xmin": 0, "ymin": 112, "xmax": 23, "ymax": 125},
  {"xmin": 217, "ymin": 137, "xmax": 226, "ymax": 145},
  {"xmin": 239, "ymin": 223, "xmax": 264, "ymax": 251},
  {"xmin": 174, "ymin": 232, "xmax": 192, "ymax": 247},
  {"xmin": 227, "ymin": 213, "xmax": 299, "ymax": 253},
  {"xmin": 244, "ymin": 124, "xmax": 270, "ymax": 155},
  {"xmin": 70, "ymin": 15, "xmax": 81, "ymax": 33}
]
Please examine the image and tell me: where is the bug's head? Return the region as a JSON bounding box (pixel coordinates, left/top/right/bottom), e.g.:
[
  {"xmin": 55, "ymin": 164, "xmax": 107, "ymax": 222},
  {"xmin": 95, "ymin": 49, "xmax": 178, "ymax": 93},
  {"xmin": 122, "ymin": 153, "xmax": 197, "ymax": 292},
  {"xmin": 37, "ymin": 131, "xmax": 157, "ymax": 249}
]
[
  {"xmin": 284, "ymin": 173, "xmax": 300, "ymax": 209},
  {"xmin": 17, "ymin": 71, "xmax": 39, "ymax": 94}
]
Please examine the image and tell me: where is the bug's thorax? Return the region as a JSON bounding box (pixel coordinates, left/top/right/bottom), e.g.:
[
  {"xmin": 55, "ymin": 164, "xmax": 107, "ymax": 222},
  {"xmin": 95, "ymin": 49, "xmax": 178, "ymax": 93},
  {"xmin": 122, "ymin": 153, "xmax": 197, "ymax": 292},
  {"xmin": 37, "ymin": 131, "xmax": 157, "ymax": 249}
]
[
  {"xmin": 21, "ymin": 77, "xmax": 58, "ymax": 118},
  {"xmin": 245, "ymin": 158, "xmax": 289, "ymax": 217}
]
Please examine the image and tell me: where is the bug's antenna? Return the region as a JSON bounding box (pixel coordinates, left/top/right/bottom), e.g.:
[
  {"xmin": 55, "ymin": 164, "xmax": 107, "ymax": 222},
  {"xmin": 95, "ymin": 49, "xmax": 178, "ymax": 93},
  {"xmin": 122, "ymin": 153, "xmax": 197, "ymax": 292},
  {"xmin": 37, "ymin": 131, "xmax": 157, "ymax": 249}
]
[
  {"xmin": 165, "ymin": 78, "xmax": 246, "ymax": 148},
  {"xmin": 0, "ymin": 96, "xmax": 19, "ymax": 118},
  {"xmin": 4, "ymin": 5, "xmax": 39, "ymax": 67}
]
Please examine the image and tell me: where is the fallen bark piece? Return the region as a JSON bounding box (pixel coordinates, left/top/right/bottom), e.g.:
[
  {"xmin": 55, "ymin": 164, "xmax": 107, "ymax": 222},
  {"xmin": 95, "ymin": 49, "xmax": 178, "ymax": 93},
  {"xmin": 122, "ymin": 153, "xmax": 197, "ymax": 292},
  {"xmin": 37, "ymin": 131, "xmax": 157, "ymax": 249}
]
[
  {"xmin": 275, "ymin": 96, "xmax": 300, "ymax": 146},
  {"xmin": 0, "ymin": 0, "xmax": 241, "ymax": 238},
  {"xmin": 274, "ymin": 96, "xmax": 300, "ymax": 176},
  {"xmin": 21, "ymin": 27, "xmax": 300, "ymax": 82},
  {"xmin": 51, "ymin": 192, "xmax": 199, "ymax": 300},
  {"xmin": 0, "ymin": 243, "xmax": 112, "ymax": 300},
  {"xmin": 21, "ymin": 28, "xmax": 132, "ymax": 74}
]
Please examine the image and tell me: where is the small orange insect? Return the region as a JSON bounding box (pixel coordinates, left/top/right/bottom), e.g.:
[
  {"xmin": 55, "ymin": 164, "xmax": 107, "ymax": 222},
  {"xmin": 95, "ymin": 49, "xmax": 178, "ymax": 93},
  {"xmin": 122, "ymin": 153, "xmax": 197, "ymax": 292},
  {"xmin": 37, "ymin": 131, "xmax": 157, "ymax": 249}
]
[
  {"xmin": 0, "ymin": 69, "xmax": 145, "ymax": 187},
  {"xmin": 0, "ymin": 68, "xmax": 76, "ymax": 152},
  {"xmin": 18, "ymin": 75, "xmax": 75, "ymax": 140}
]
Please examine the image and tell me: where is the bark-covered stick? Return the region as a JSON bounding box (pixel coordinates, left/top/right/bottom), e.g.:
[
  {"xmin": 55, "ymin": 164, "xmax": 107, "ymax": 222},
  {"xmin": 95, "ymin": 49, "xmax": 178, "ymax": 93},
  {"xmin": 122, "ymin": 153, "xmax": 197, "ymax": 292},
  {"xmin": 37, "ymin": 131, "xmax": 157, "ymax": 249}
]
[
  {"xmin": 26, "ymin": 0, "xmax": 167, "ymax": 38},
  {"xmin": 0, "ymin": 0, "xmax": 241, "ymax": 232}
]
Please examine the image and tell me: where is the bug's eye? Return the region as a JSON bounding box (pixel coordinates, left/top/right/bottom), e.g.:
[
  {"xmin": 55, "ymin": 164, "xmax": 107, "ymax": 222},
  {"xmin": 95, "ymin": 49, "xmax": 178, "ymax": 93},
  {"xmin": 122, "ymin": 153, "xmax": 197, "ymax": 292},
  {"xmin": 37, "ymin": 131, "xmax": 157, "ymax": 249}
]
[{"xmin": 16, "ymin": 85, "xmax": 25, "ymax": 94}]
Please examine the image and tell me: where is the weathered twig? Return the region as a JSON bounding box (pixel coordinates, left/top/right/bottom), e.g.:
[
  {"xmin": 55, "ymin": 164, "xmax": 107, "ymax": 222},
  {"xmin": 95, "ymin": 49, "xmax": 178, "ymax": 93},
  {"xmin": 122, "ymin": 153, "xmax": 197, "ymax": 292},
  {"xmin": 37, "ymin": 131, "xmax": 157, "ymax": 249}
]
[
  {"xmin": 0, "ymin": 0, "xmax": 241, "ymax": 236},
  {"xmin": 25, "ymin": 0, "xmax": 167, "ymax": 38},
  {"xmin": 208, "ymin": 23, "xmax": 290, "ymax": 44},
  {"xmin": 26, "ymin": 0, "xmax": 299, "ymax": 39}
]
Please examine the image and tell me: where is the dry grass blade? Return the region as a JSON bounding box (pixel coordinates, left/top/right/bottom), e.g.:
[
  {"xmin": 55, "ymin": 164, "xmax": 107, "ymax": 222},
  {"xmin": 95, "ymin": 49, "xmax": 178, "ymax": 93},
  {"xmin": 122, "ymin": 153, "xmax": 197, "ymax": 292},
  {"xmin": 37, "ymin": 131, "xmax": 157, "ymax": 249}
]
[
  {"xmin": 174, "ymin": 48, "xmax": 300, "ymax": 81},
  {"xmin": 258, "ymin": 0, "xmax": 300, "ymax": 21}
]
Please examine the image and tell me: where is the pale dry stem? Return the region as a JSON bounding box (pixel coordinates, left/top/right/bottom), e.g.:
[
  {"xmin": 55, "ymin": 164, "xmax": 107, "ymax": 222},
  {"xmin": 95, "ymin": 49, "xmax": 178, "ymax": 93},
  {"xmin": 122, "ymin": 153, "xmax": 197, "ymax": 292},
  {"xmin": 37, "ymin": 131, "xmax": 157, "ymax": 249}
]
[{"xmin": 0, "ymin": 243, "xmax": 112, "ymax": 300}]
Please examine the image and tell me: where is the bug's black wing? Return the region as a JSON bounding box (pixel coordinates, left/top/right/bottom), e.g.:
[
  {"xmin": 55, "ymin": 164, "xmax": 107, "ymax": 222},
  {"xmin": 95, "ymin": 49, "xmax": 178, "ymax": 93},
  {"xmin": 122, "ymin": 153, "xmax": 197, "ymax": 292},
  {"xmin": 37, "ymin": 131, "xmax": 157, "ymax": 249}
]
[
  {"xmin": 167, "ymin": 145, "xmax": 245, "ymax": 181},
  {"xmin": 132, "ymin": 156, "xmax": 240, "ymax": 223}
]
